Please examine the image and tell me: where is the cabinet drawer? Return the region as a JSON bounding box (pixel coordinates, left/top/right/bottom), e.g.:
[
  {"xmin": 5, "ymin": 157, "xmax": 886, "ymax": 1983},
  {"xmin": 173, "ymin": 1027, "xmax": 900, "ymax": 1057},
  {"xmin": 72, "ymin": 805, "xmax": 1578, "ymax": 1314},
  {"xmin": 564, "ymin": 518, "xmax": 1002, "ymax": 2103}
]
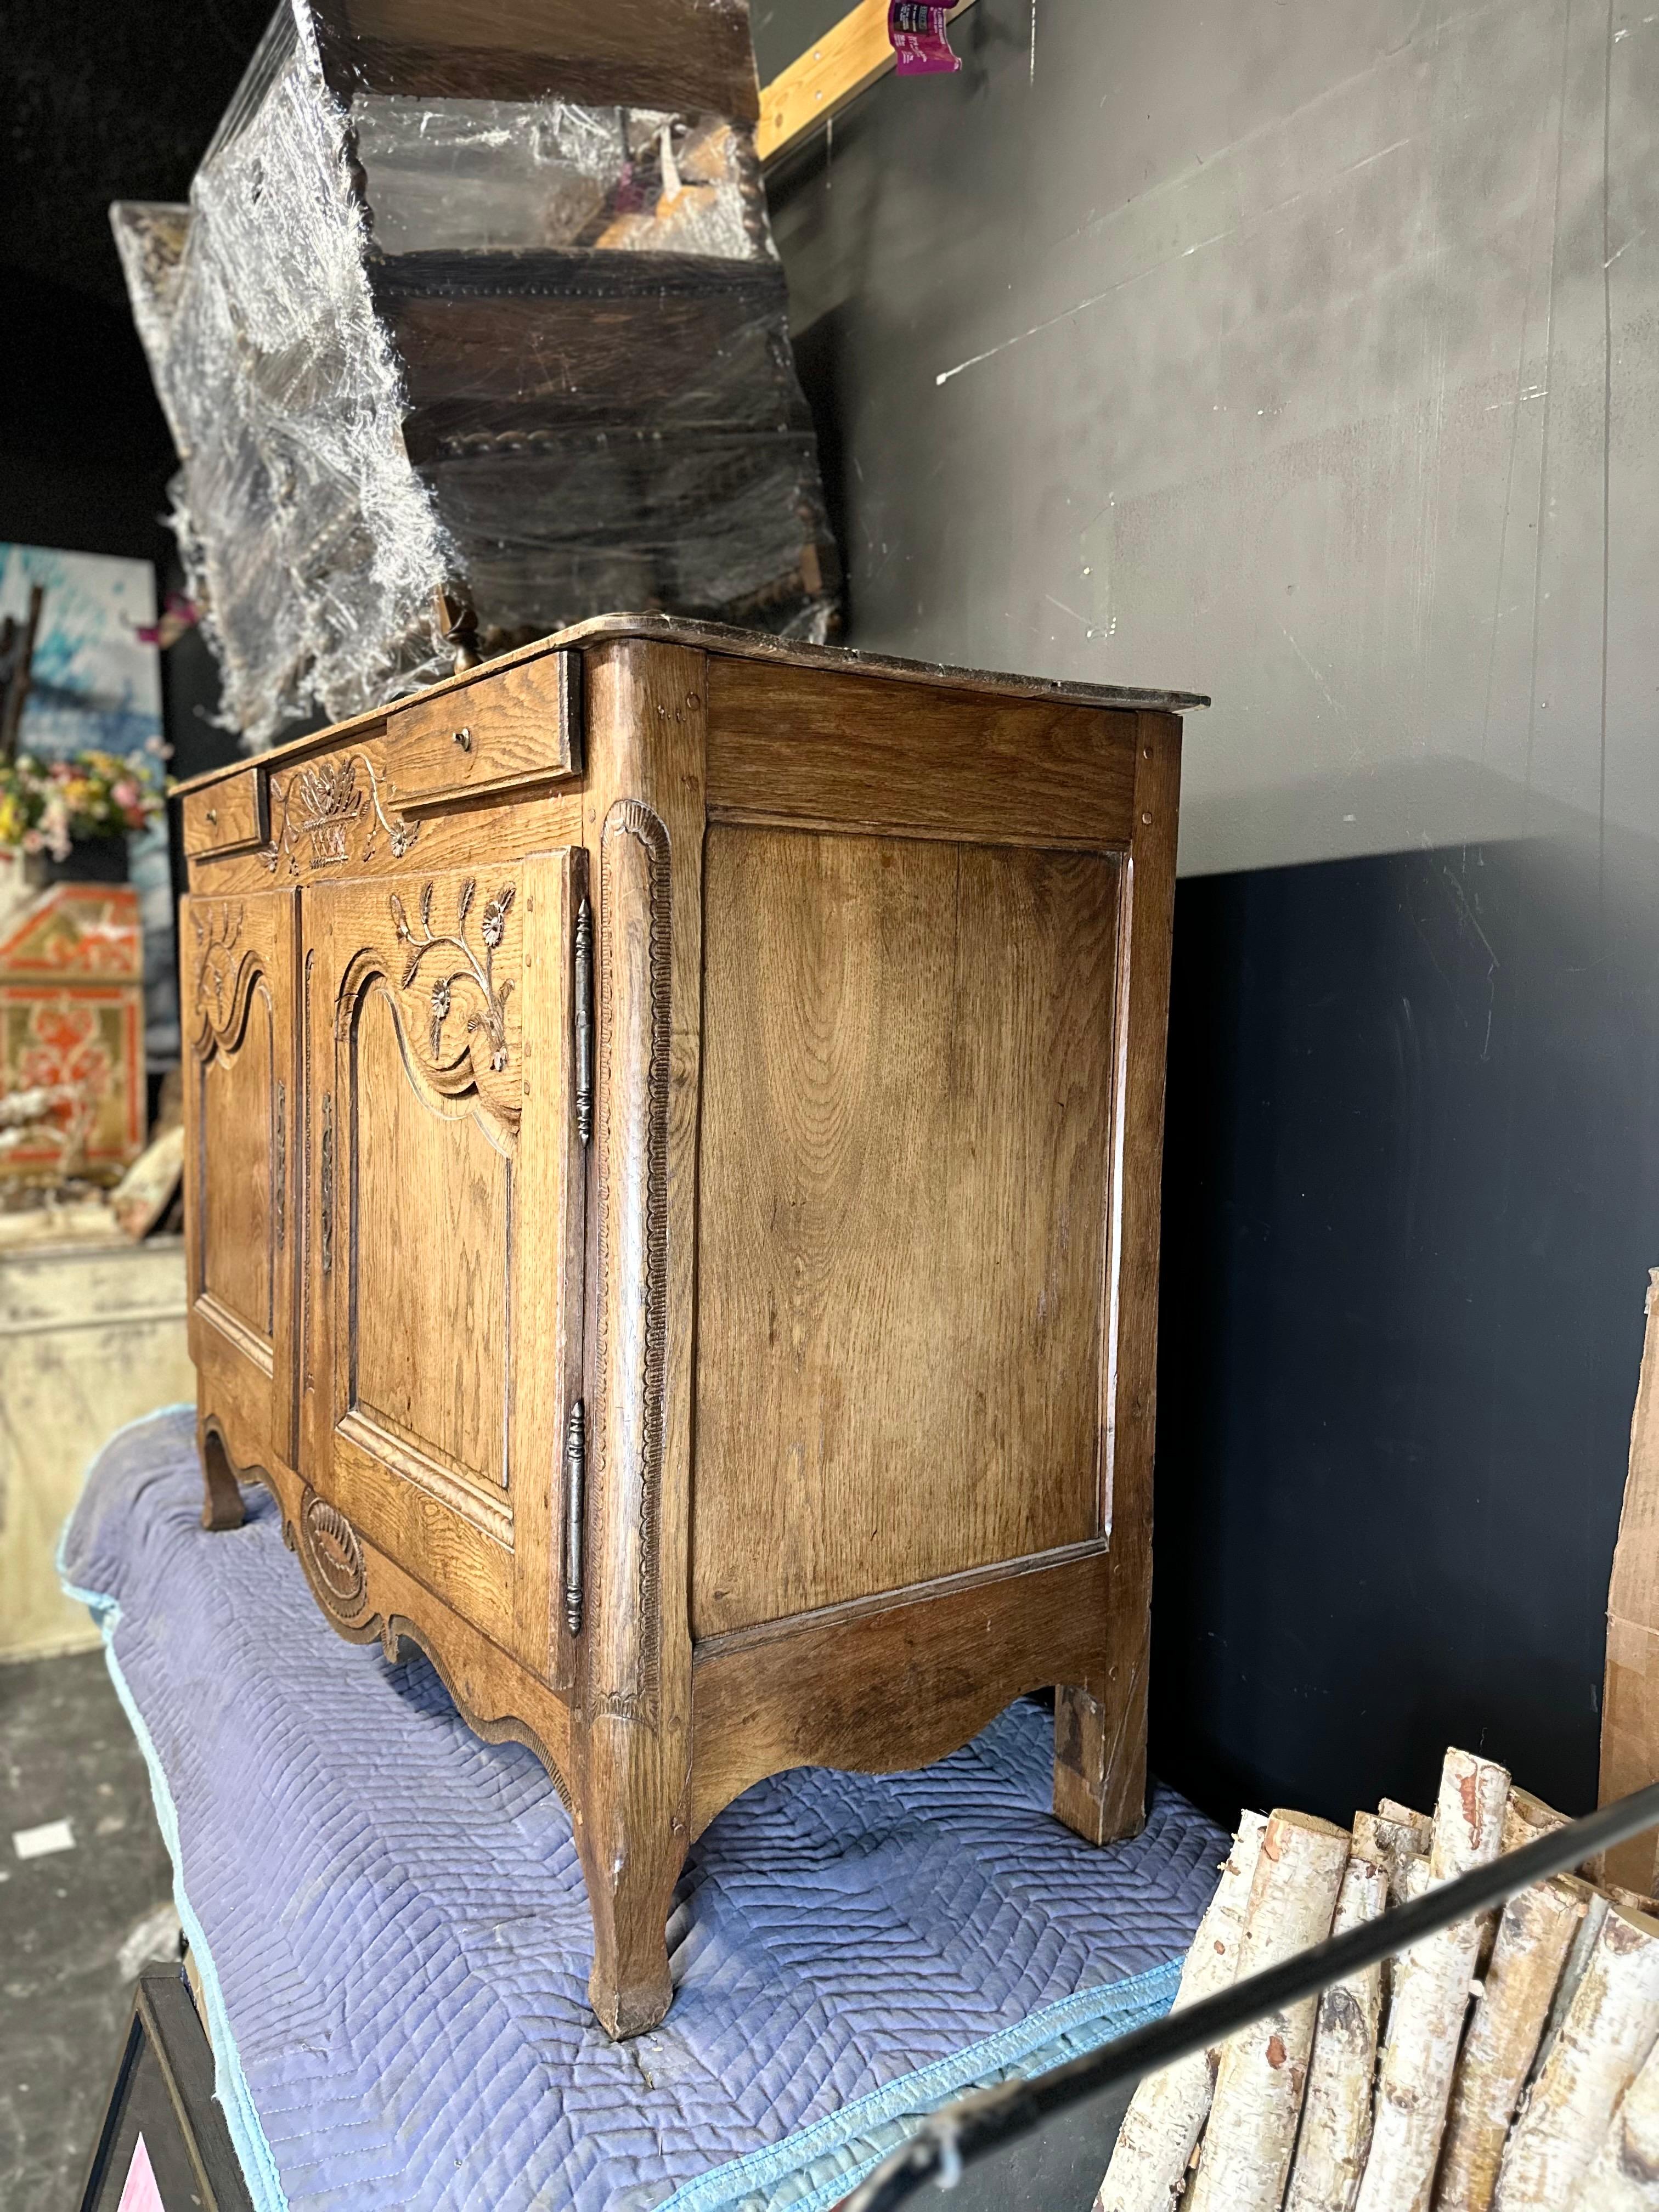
[
  {"xmin": 388, "ymin": 652, "xmax": 581, "ymax": 808},
  {"xmin": 181, "ymin": 772, "xmax": 267, "ymax": 857}
]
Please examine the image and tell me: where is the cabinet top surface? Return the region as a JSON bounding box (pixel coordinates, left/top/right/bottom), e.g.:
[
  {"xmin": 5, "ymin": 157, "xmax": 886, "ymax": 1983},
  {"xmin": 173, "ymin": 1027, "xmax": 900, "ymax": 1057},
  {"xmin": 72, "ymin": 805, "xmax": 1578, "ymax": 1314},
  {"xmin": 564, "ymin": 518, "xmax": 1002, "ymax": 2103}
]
[{"xmin": 172, "ymin": 613, "xmax": 1209, "ymax": 795}]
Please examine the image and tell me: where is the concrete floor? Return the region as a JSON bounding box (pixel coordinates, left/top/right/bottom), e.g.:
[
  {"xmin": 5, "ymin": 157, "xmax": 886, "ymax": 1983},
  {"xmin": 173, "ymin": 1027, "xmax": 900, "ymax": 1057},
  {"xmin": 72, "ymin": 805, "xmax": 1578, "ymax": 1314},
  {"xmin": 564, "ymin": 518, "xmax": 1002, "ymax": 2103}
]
[{"xmin": 1, "ymin": 1647, "xmax": 177, "ymax": 2212}]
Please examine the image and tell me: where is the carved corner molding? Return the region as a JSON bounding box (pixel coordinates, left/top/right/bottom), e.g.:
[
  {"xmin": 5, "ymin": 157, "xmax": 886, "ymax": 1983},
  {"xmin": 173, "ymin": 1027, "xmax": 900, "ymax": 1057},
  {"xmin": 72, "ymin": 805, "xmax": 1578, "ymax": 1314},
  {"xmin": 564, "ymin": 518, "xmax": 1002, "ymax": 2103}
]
[
  {"xmin": 590, "ymin": 799, "xmax": 673, "ymax": 1727},
  {"xmin": 263, "ymin": 751, "xmax": 417, "ymax": 876}
]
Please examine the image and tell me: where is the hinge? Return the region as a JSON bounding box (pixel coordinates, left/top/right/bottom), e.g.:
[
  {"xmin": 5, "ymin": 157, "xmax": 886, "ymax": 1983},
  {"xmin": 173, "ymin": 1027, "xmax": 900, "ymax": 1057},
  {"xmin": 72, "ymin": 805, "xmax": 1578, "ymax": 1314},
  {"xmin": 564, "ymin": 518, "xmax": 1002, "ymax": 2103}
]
[
  {"xmin": 563, "ymin": 1398, "xmax": 586, "ymax": 1638},
  {"xmin": 572, "ymin": 894, "xmax": 594, "ymax": 1146}
]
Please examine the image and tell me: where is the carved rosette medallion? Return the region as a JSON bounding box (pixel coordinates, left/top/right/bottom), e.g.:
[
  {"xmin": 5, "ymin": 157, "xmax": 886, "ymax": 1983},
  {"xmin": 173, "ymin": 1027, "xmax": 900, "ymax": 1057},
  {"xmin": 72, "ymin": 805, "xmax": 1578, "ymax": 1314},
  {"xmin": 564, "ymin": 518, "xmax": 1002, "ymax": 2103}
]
[{"xmin": 297, "ymin": 1488, "xmax": 366, "ymax": 1616}]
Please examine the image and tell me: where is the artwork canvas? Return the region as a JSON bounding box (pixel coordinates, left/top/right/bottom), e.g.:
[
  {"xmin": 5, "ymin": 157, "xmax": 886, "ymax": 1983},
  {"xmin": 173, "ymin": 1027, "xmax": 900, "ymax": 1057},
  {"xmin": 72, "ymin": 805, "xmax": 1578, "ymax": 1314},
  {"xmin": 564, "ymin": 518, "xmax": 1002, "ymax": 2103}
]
[{"xmin": 0, "ymin": 545, "xmax": 176, "ymax": 1069}]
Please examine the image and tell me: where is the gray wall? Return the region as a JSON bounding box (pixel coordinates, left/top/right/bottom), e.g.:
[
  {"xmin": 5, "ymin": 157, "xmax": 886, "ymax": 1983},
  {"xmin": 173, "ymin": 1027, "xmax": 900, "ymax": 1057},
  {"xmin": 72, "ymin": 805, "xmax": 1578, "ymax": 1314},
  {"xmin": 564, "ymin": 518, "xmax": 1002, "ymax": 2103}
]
[
  {"xmin": 764, "ymin": 0, "xmax": 1659, "ymax": 881},
  {"xmin": 762, "ymin": 0, "xmax": 1659, "ymax": 1822}
]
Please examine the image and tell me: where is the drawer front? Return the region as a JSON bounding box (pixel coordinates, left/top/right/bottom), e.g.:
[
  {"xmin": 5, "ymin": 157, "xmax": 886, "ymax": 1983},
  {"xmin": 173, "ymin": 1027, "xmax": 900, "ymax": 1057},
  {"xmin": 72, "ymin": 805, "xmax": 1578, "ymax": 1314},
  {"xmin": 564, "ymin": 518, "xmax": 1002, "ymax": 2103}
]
[
  {"xmin": 388, "ymin": 652, "xmax": 581, "ymax": 808},
  {"xmin": 181, "ymin": 772, "xmax": 267, "ymax": 857}
]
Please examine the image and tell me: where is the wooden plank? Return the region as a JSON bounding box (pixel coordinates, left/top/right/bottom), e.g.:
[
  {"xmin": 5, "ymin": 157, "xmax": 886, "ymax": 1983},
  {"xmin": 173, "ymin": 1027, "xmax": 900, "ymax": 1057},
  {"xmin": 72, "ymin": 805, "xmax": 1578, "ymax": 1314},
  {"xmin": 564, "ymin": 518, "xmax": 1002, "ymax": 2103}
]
[
  {"xmin": 703, "ymin": 653, "xmax": 1141, "ymax": 851},
  {"xmin": 692, "ymin": 823, "xmax": 1119, "ymax": 1636},
  {"xmin": 689, "ymin": 1544, "xmax": 1113, "ymax": 1835},
  {"xmin": 172, "ymin": 613, "xmax": 1203, "ymax": 802},
  {"xmin": 1601, "ymin": 1269, "xmax": 1659, "ymax": 1889},
  {"xmin": 1054, "ymin": 709, "xmax": 1183, "ymax": 1845},
  {"xmin": 387, "ymin": 653, "xmax": 580, "ymax": 808},
  {"xmin": 757, "ymin": 0, "xmax": 981, "ymax": 165}
]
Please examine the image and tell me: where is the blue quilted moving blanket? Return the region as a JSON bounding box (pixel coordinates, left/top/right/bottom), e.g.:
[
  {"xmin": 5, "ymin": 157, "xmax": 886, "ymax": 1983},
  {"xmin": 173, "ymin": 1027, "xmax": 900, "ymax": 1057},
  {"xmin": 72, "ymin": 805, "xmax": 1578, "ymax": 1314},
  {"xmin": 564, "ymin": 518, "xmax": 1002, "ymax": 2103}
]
[{"xmin": 60, "ymin": 1408, "xmax": 1226, "ymax": 2212}]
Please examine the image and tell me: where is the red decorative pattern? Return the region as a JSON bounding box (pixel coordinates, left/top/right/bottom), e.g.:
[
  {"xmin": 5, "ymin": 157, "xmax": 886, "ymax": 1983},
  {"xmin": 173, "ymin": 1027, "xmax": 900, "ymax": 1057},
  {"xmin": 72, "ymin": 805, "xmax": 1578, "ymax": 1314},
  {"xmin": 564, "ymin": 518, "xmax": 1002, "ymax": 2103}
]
[{"xmin": 0, "ymin": 886, "xmax": 145, "ymax": 1178}]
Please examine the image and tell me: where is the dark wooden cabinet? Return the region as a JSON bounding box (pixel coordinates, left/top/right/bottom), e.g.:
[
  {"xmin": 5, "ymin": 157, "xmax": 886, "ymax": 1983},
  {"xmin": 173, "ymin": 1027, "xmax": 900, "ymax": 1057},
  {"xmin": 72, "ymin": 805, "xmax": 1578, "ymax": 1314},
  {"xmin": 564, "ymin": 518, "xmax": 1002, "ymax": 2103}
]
[{"xmin": 177, "ymin": 617, "xmax": 1203, "ymax": 2036}]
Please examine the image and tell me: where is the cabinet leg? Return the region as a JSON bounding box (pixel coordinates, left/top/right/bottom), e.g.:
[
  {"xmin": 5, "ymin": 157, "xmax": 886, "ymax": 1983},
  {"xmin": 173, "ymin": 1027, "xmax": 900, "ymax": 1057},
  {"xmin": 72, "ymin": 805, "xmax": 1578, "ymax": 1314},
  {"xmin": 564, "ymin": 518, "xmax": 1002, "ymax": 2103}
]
[
  {"xmin": 576, "ymin": 1761, "xmax": 688, "ymax": 2038},
  {"xmin": 198, "ymin": 1423, "xmax": 245, "ymax": 1533},
  {"xmin": 1054, "ymin": 1681, "xmax": 1147, "ymax": 1846}
]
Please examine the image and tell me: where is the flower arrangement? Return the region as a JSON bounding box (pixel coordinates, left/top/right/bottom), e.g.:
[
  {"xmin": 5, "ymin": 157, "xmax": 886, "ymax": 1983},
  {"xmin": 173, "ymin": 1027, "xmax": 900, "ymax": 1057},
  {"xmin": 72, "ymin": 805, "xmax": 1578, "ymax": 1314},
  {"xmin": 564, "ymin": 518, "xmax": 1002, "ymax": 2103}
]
[{"xmin": 0, "ymin": 747, "xmax": 167, "ymax": 859}]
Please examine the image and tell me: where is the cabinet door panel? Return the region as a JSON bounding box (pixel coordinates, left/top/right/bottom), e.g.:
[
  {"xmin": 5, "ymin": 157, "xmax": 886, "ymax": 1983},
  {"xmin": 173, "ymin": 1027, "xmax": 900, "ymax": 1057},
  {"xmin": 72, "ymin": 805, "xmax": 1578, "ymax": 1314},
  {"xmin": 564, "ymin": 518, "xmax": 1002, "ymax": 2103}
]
[
  {"xmin": 303, "ymin": 851, "xmax": 583, "ymax": 1680},
  {"xmin": 182, "ymin": 890, "xmax": 300, "ymax": 1466}
]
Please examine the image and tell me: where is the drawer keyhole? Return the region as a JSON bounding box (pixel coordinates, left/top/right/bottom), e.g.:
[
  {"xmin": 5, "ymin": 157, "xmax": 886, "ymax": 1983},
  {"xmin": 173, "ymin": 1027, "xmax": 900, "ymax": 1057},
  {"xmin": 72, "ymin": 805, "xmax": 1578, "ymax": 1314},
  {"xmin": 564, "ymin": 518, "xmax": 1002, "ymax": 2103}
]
[{"xmin": 453, "ymin": 726, "xmax": 473, "ymax": 753}]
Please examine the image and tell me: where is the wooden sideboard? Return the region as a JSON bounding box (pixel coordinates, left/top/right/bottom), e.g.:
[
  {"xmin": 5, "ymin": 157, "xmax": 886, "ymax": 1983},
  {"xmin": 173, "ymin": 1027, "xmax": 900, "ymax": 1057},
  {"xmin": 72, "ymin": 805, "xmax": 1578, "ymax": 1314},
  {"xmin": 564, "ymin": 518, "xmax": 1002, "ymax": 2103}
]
[{"xmin": 176, "ymin": 617, "xmax": 1203, "ymax": 2036}]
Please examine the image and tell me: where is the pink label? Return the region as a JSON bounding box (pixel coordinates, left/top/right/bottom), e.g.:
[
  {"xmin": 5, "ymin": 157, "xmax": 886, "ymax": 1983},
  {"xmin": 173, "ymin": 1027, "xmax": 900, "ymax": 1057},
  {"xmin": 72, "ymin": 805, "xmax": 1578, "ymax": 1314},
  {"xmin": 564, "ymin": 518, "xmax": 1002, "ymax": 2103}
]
[
  {"xmin": 116, "ymin": 2132, "xmax": 165, "ymax": 2212},
  {"xmin": 888, "ymin": 1, "xmax": 962, "ymax": 73}
]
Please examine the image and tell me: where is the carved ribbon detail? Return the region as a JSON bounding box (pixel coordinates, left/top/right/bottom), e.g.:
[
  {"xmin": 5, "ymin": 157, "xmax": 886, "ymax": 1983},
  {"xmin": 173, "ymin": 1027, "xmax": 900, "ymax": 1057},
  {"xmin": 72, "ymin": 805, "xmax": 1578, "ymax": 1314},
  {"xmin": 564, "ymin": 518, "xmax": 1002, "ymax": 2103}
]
[{"xmin": 589, "ymin": 800, "xmax": 672, "ymax": 1725}]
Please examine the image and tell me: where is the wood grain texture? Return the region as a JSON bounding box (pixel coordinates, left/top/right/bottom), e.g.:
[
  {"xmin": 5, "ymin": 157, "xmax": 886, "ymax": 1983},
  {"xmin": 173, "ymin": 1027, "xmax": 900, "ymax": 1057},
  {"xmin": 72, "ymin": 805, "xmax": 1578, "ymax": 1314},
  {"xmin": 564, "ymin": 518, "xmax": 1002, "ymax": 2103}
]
[
  {"xmin": 311, "ymin": 0, "xmax": 762, "ymax": 120},
  {"xmin": 574, "ymin": 637, "xmax": 707, "ymax": 2036},
  {"xmin": 182, "ymin": 890, "xmax": 300, "ymax": 1481},
  {"xmin": 1602, "ymin": 1270, "xmax": 1659, "ymax": 1891},
  {"xmin": 387, "ymin": 651, "xmax": 580, "ymax": 806},
  {"xmin": 692, "ymin": 825, "xmax": 1119, "ymax": 1634},
  {"xmin": 757, "ymin": 0, "xmax": 979, "ymax": 163},
  {"xmin": 704, "ymin": 654, "xmax": 1139, "ymax": 850},
  {"xmin": 689, "ymin": 1545, "xmax": 1112, "ymax": 1836},
  {"xmin": 1056, "ymin": 710, "xmax": 1183, "ymax": 1846},
  {"xmin": 171, "ymin": 613, "xmax": 1201, "ymax": 804},
  {"xmin": 180, "ymin": 772, "xmax": 266, "ymax": 857},
  {"xmin": 304, "ymin": 855, "xmax": 572, "ymax": 1674},
  {"xmin": 182, "ymin": 628, "xmax": 1191, "ymax": 2039}
]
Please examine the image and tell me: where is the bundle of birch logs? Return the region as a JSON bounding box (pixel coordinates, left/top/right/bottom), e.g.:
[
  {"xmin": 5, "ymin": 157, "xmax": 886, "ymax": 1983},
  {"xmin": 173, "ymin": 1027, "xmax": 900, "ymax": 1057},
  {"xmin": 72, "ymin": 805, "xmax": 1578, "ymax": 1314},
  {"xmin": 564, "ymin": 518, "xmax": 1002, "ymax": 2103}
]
[{"xmin": 1096, "ymin": 1747, "xmax": 1659, "ymax": 2211}]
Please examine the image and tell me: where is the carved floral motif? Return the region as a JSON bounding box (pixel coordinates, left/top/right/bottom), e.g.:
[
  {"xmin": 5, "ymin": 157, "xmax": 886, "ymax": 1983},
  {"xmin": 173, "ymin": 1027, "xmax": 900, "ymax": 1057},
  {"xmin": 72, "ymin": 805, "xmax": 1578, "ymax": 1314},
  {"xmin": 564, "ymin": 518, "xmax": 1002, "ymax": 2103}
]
[
  {"xmin": 390, "ymin": 877, "xmax": 516, "ymax": 1074},
  {"xmin": 191, "ymin": 901, "xmax": 245, "ymax": 1029},
  {"xmin": 263, "ymin": 752, "xmax": 417, "ymax": 874}
]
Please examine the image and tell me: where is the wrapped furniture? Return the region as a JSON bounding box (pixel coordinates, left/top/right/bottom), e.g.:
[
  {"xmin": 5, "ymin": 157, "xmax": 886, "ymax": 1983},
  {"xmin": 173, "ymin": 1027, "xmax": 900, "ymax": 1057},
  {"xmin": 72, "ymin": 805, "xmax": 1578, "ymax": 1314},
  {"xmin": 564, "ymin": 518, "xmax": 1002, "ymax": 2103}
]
[
  {"xmin": 112, "ymin": 2, "xmax": 837, "ymax": 744},
  {"xmin": 174, "ymin": 615, "xmax": 1203, "ymax": 2035}
]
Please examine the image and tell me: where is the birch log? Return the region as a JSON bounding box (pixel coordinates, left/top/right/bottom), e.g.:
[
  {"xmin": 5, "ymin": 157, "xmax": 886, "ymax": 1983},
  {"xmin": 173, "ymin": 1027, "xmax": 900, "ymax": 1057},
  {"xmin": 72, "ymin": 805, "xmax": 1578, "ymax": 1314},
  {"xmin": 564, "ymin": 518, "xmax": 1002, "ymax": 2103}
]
[
  {"xmin": 1182, "ymin": 1810, "xmax": 1350, "ymax": 2212},
  {"xmin": 1493, "ymin": 1905, "xmax": 1659, "ymax": 2212},
  {"xmin": 1538, "ymin": 1891, "xmax": 1617, "ymax": 2077},
  {"xmin": 1380, "ymin": 1800, "xmax": 1436, "ymax": 1854},
  {"xmin": 1432, "ymin": 1873, "xmax": 1589, "ymax": 2212},
  {"xmin": 1352, "ymin": 1748, "xmax": 1511, "ymax": 2212},
  {"xmin": 1356, "ymin": 1809, "xmax": 1432, "ymax": 1904},
  {"xmin": 1282, "ymin": 1849, "xmax": 1389, "ymax": 2212},
  {"xmin": 1574, "ymin": 2030, "xmax": 1659, "ymax": 2209},
  {"xmin": 1094, "ymin": 1812, "xmax": 1268, "ymax": 2212},
  {"xmin": 1505, "ymin": 1787, "xmax": 1567, "ymax": 1850}
]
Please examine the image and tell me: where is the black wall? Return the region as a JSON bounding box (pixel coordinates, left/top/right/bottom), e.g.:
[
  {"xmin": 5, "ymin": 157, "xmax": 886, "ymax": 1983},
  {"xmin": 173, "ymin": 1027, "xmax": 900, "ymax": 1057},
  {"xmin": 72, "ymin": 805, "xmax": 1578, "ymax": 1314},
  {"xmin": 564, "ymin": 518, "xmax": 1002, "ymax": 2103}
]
[{"xmin": 1154, "ymin": 838, "xmax": 1659, "ymax": 1826}]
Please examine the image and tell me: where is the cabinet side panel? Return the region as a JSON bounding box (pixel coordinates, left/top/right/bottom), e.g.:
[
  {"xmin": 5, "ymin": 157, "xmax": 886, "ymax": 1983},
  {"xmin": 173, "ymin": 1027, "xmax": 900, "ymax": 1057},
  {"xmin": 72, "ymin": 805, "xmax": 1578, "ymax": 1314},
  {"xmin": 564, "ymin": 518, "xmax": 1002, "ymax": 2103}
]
[{"xmin": 691, "ymin": 824, "xmax": 1120, "ymax": 1637}]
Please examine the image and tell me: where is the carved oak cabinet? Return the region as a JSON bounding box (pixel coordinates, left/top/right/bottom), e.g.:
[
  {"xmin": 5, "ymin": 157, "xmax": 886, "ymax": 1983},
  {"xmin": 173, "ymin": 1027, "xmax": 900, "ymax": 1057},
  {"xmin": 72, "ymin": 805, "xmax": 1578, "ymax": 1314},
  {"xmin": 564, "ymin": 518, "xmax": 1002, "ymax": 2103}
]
[{"xmin": 176, "ymin": 617, "xmax": 1203, "ymax": 2036}]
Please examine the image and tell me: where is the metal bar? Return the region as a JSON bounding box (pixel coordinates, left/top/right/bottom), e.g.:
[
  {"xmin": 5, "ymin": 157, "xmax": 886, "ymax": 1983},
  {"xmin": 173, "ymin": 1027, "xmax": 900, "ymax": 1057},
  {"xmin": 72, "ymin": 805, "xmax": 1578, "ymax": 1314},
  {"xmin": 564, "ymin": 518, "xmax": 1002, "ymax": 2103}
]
[{"xmin": 838, "ymin": 1778, "xmax": 1659, "ymax": 2211}]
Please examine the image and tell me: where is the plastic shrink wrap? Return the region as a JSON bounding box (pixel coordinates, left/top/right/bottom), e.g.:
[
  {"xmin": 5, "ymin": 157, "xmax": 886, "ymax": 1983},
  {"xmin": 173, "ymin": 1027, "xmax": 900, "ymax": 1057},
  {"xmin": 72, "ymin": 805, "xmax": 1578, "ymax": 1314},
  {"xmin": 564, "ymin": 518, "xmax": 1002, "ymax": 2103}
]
[{"xmin": 112, "ymin": 0, "xmax": 838, "ymax": 746}]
